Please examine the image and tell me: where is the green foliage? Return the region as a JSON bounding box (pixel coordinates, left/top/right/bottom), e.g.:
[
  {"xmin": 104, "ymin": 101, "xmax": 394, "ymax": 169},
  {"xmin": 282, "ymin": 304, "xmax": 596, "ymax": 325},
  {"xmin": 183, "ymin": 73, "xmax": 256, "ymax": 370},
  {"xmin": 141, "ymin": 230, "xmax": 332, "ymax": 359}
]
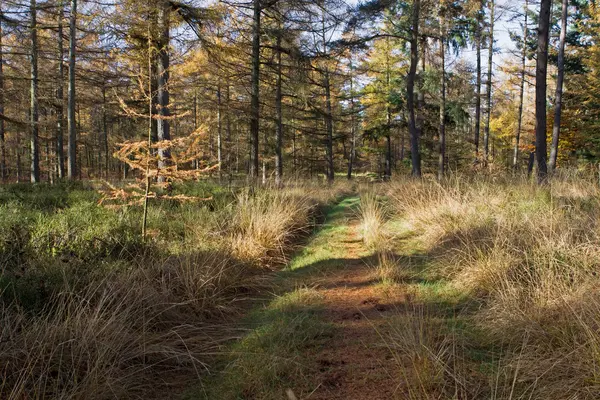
[
  {"xmin": 0, "ymin": 181, "xmax": 324, "ymax": 399},
  {"xmin": 30, "ymin": 201, "xmax": 143, "ymax": 261},
  {"xmin": 197, "ymin": 288, "xmax": 331, "ymax": 400},
  {"xmin": 0, "ymin": 182, "xmax": 98, "ymax": 211}
]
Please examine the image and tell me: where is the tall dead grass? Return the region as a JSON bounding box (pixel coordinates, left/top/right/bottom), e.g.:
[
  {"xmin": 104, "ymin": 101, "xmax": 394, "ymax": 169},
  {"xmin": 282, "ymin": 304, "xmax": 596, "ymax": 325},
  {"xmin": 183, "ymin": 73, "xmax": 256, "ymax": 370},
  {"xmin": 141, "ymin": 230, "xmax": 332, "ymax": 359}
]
[
  {"xmin": 0, "ymin": 184, "xmax": 322, "ymax": 399},
  {"xmin": 358, "ymin": 191, "xmax": 388, "ymax": 250},
  {"xmin": 384, "ymin": 174, "xmax": 600, "ymax": 398},
  {"xmin": 229, "ymin": 188, "xmax": 316, "ymax": 266}
]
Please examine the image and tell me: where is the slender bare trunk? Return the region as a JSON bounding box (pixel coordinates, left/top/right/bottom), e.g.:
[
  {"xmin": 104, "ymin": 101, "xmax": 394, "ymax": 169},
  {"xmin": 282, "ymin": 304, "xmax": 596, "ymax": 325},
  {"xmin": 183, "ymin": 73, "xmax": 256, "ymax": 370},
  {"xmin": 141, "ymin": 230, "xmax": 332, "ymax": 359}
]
[
  {"xmin": 513, "ymin": 0, "xmax": 528, "ymax": 171},
  {"xmin": 408, "ymin": 0, "xmax": 421, "ymax": 177},
  {"xmin": 384, "ymin": 38, "xmax": 392, "ymax": 181},
  {"xmin": 217, "ymin": 81, "xmax": 223, "ymax": 177},
  {"xmin": 438, "ymin": 12, "xmax": 446, "ymax": 181},
  {"xmin": 0, "ymin": 9, "xmax": 5, "ymax": 182},
  {"xmin": 535, "ymin": 0, "xmax": 551, "ymax": 184},
  {"xmin": 249, "ymin": 0, "xmax": 260, "ymax": 180},
  {"xmin": 347, "ymin": 55, "xmax": 356, "ymax": 180},
  {"xmin": 483, "ymin": 0, "xmax": 494, "ymax": 162},
  {"xmin": 30, "ymin": 0, "xmax": 40, "ymax": 183},
  {"xmin": 549, "ymin": 0, "xmax": 567, "ymax": 174},
  {"xmin": 324, "ymin": 69, "xmax": 334, "ymax": 182},
  {"xmin": 102, "ymin": 83, "xmax": 109, "ymax": 178},
  {"xmin": 474, "ymin": 0, "xmax": 483, "ymax": 157},
  {"xmin": 156, "ymin": 1, "xmax": 170, "ymax": 183},
  {"xmin": 55, "ymin": 2, "xmax": 65, "ymax": 179},
  {"xmin": 321, "ymin": 14, "xmax": 334, "ymax": 183},
  {"xmin": 274, "ymin": 28, "xmax": 283, "ymax": 186},
  {"xmin": 67, "ymin": 0, "xmax": 77, "ymax": 179},
  {"xmin": 225, "ymin": 84, "xmax": 231, "ymax": 175},
  {"xmin": 142, "ymin": 17, "xmax": 152, "ymax": 239}
]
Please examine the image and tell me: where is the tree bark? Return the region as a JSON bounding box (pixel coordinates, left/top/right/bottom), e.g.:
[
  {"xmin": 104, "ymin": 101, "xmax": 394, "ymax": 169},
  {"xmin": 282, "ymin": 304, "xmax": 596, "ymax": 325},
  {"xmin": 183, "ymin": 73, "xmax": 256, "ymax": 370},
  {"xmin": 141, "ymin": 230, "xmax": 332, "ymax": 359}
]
[
  {"xmin": 225, "ymin": 84, "xmax": 231, "ymax": 175},
  {"xmin": 549, "ymin": 0, "xmax": 567, "ymax": 173},
  {"xmin": 217, "ymin": 80, "xmax": 223, "ymax": 177},
  {"xmin": 438, "ymin": 11, "xmax": 446, "ymax": 181},
  {"xmin": 408, "ymin": 0, "xmax": 421, "ymax": 177},
  {"xmin": 249, "ymin": 0, "xmax": 261, "ymax": 180},
  {"xmin": 102, "ymin": 83, "xmax": 109, "ymax": 178},
  {"xmin": 324, "ymin": 68, "xmax": 334, "ymax": 182},
  {"xmin": 274, "ymin": 28, "xmax": 283, "ymax": 186},
  {"xmin": 156, "ymin": 1, "xmax": 170, "ymax": 183},
  {"xmin": 513, "ymin": 0, "xmax": 528, "ymax": 171},
  {"xmin": 67, "ymin": 0, "xmax": 77, "ymax": 180},
  {"xmin": 347, "ymin": 54, "xmax": 356, "ymax": 180},
  {"xmin": 56, "ymin": 1, "xmax": 65, "ymax": 179},
  {"xmin": 474, "ymin": 0, "xmax": 483, "ymax": 157},
  {"xmin": 384, "ymin": 37, "xmax": 392, "ymax": 181},
  {"xmin": 30, "ymin": 0, "xmax": 40, "ymax": 183},
  {"xmin": 321, "ymin": 14, "xmax": 334, "ymax": 183},
  {"xmin": 483, "ymin": 0, "xmax": 494, "ymax": 162},
  {"xmin": 0, "ymin": 8, "xmax": 6, "ymax": 182},
  {"xmin": 535, "ymin": 0, "xmax": 551, "ymax": 184}
]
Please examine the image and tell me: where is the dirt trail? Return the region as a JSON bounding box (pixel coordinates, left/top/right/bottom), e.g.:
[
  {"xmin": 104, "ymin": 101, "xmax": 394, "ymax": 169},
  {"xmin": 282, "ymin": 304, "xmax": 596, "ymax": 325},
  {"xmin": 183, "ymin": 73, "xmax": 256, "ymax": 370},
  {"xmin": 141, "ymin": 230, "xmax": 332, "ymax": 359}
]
[{"xmin": 298, "ymin": 198, "xmax": 406, "ymax": 400}]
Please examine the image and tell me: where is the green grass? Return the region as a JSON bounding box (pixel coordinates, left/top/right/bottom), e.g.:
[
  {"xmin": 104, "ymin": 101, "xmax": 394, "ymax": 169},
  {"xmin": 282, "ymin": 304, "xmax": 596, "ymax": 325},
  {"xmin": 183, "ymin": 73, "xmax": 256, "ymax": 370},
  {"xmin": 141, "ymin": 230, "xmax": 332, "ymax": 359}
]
[
  {"xmin": 192, "ymin": 288, "xmax": 332, "ymax": 400},
  {"xmin": 191, "ymin": 195, "xmax": 361, "ymax": 399},
  {"xmin": 288, "ymin": 196, "xmax": 361, "ymax": 272},
  {"xmin": 0, "ymin": 180, "xmax": 326, "ymax": 399}
]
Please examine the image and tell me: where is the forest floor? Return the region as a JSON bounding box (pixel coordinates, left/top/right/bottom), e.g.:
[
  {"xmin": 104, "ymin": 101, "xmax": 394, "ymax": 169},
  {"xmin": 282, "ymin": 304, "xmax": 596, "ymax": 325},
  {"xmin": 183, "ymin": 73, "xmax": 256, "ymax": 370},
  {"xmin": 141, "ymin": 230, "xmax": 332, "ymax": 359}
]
[{"xmin": 194, "ymin": 195, "xmax": 462, "ymax": 399}]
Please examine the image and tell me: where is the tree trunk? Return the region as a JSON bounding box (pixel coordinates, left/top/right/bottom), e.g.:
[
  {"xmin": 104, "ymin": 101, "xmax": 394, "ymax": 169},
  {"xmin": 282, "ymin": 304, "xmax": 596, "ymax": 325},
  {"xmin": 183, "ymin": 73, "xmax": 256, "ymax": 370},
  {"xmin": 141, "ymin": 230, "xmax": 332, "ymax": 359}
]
[
  {"xmin": 102, "ymin": 83, "xmax": 109, "ymax": 178},
  {"xmin": 292, "ymin": 120, "xmax": 297, "ymax": 176},
  {"xmin": 438, "ymin": 12, "xmax": 446, "ymax": 181},
  {"xmin": 156, "ymin": 1, "xmax": 170, "ymax": 183},
  {"xmin": 193, "ymin": 90, "xmax": 198, "ymax": 169},
  {"xmin": 142, "ymin": 19, "xmax": 153, "ymax": 239},
  {"xmin": 324, "ymin": 68, "xmax": 334, "ymax": 182},
  {"xmin": 513, "ymin": 0, "xmax": 528, "ymax": 171},
  {"xmin": 0, "ymin": 8, "xmax": 6, "ymax": 182},
  {"xmin": 535, "ymin": 0, "xmax": 551, "ymax": 184},
  {"xmin": 527, "ymin": 147, "xmax": 535, "ymax": 177},
  {"xmin": 384, "ymin": 38, "xmax": 392, "ymax": 181},
  {"xmin": 483, "ymin": 0, "xmax": 494, "ymax": 162},
  {"xmin": 417, "ymin": 37, "xmax": 425, "ymax": 144},
  {"xmin": 549, "ymin": 0, "xmax": 567, "ymax": 174},
  {"xmin": 56, "ymin": 2, "xmax": 65, "ymax": 179},
  {"xmin": 67, "ymin": 0, "xmax": 77, "ymax": 180},
  {"xmin": 274, "ymin": 29, "xmax": 283, "ymax": 186},
  {"xmin": 217, "ymin": 81, "xmax": 223, "ymax": 177},
  {"xmin": 30, "ymin": 0, "xmax": 40, "ymax": 183},
  {"xmin": 225, "ymin": 84, "xmax": 231, "ymax": 175},
  {"xmin": 321, "ymin": 13, "xmax": 334, "ymax": 183},
  {"xmin": 249, "ymin": 0, "xmax": 261, "ymax": 180},
  {"xmin": 347, "ymin": 55, "xmax": 356, "ymax": 180},
  {"xmin": 407, "ymin": 0, "xmax": 421, "ymax": 177},
  {"xmin": 15, "ymin": 141, "xmax": 21, "ymax": 182},
  {"xmin": 474, "ymin": 0, "xmax": 483, "ymax": 158},
  {"xmin": 400, "ymin": 127, "xmax": 405, "ymax": 161}
]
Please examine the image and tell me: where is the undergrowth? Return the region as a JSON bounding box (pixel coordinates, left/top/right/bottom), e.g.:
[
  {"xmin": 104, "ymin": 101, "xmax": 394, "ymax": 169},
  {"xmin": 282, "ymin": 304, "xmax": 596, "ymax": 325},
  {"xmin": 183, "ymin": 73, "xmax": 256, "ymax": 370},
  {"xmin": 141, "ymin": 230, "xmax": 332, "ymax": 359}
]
[
  {"xmin": 358, "ymin": 173, "xmax": 600, "ymax": 399},
  {"xmin": 0, "ymin": 180, "xmax": 344, "ymax": 399}
]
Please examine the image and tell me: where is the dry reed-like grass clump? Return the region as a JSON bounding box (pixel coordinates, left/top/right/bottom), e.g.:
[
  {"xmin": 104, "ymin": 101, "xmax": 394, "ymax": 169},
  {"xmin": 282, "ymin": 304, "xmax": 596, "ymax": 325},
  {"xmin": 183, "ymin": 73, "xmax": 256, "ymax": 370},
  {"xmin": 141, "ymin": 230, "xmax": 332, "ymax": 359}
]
[
  {"xmin": 0, "ymin": 182, "xmax": 324, "ymax": 399},
  {"xmin": 384, "ymin": 174, "xmax": 600, "ymax": 398},
  {"xmin": 228, "ymin": 188, "xmax": 316, "ymax": 266}
]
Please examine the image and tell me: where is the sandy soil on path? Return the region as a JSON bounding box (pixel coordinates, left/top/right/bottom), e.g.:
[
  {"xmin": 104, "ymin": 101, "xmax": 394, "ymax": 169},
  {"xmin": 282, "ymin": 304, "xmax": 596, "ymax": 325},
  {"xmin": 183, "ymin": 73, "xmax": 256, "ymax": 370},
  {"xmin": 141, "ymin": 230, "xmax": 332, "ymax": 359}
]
[{"xmin": 302, "ymin": 216, "xmax": 406, "ymax": 400}]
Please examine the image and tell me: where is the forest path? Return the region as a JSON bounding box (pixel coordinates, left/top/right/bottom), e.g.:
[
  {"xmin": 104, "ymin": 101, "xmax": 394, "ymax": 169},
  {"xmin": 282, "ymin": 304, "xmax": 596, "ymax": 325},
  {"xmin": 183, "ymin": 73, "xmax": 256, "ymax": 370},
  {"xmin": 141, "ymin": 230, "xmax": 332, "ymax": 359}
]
[
  {"xmin": 196, "ymin": 195, "xmax": 409, "ymax": 399},
  {"xmin": 284, "ymin": 196, "xmax": 405, "ymax": 400}
]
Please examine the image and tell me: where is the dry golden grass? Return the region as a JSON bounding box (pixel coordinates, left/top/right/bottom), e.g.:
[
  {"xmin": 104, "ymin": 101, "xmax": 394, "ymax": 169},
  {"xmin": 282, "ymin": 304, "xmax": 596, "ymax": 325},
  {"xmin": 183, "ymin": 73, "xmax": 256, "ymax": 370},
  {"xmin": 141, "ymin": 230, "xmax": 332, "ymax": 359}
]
[
  {"xmin": 229, "ymin": 188, "xmax": 316, "ymax": 266},
  {"xmin": 382, "ymin": 173, "xmax": 600, "ymax": 399},
  {"xmin": 358, "ymin": 191, "xmax": 388, "ymax": 250},
  {"xmin": 0, "ymin": 252, "xmax": 248, "ymax": 399},
  {"xmin": 0, "ymin": 182, "xmax": 327, "ymax": 399}
]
